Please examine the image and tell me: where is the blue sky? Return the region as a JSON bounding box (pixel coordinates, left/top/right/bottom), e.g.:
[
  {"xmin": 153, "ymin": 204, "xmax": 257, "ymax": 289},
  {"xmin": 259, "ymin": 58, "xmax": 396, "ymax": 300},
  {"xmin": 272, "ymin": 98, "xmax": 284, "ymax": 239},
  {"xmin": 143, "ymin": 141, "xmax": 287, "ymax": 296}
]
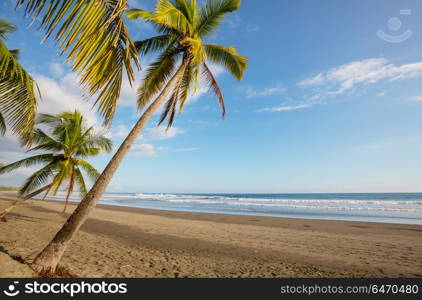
[{"xmin": 1, "ymin": 0, "xmax": 422, "ymax": 193}]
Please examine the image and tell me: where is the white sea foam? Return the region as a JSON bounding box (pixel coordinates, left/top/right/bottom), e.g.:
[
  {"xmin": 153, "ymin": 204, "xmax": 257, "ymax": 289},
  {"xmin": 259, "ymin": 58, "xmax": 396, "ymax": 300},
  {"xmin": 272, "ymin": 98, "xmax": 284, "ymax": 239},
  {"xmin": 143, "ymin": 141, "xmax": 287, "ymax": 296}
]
[{"xmin": 44, "ymin": 192, "xmax": 422, "ymax": 215}]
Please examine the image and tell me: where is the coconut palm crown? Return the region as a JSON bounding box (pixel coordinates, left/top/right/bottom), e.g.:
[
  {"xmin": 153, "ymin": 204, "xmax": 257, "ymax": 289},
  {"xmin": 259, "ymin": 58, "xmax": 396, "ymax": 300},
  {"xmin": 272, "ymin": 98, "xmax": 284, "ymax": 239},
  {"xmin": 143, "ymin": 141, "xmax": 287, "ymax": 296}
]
[
  {"xmin": 127, "ymin": 0, "xmax": 248, "ymax": 127},
  {"xmin": 0, "ymin": 111, "xmax": 112, "ymax": 212}
]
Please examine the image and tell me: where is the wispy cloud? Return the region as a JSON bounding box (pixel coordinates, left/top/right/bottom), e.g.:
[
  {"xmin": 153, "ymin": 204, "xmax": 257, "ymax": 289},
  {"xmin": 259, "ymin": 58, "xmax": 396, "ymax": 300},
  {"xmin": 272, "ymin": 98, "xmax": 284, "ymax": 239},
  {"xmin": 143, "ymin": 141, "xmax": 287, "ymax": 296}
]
[
  {"xmin": 142, "ymin": 126, "xmax": 184, "ymax": 141},
  {"xmin": 257, "ymin": 104, "xmax": 311, "ymax": 112},
  {"xmin": 130, "ymin": 144, "xmax": 167, "ymax": 158},
  {"xmin": 35, "ymin": 73, "xmax": 101, "ymax": 130},
  {"xmin": 49, "ymin": 63, "xmax": 65, "ymax": 77},
  {"xmin": 226, "ymin": 14, "xmax": 241, "ymax": 29},
  {"xmin": 245, "ymin": 83, "xmax": 286, "ymax": 99},
  {"xmin": 299, "ymin": 58, "xmax": 422, "ymax": 99},
  {"xmin": 410, "ymin": 95, "xmax": 422, "ymax": 102},
  {"xmin": 110, "ymin": 125, "xmax": 184, "ymax": 141},
  {"xmin": 173, "ymin": 147, "xmax": 201, "ymax": 153},
  {"xmin": 246, "ymin": 24, "xmax": 259, "ymax": 33}
]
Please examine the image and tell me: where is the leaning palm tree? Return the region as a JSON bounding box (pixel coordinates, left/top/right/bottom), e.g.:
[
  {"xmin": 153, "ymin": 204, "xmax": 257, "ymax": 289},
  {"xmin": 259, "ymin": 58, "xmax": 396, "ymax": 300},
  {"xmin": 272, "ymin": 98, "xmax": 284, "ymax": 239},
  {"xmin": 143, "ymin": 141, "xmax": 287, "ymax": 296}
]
[
  {"xmin": 0, "ymin": 18, "xmax": 39, "ymax": 141},
  {"xmin": 31, "ymin": 0, "xmax": 247, "ymax": 273},
  {"xmin": 0, "ymin": 111, "xmax": 112, "ymax": 220}
]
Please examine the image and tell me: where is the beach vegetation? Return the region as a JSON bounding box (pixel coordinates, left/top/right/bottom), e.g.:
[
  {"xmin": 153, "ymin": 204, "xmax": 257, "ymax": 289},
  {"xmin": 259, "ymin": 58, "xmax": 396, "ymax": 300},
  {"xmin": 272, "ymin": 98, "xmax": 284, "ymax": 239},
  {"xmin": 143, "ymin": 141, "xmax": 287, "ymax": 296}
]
[
  {"xmin": 31, "ymin": 0, "xmax": 247, "ymax": 273},
  {"xmin": 0, "ymin": 111, "xmax": 112, "ymax": 220}
]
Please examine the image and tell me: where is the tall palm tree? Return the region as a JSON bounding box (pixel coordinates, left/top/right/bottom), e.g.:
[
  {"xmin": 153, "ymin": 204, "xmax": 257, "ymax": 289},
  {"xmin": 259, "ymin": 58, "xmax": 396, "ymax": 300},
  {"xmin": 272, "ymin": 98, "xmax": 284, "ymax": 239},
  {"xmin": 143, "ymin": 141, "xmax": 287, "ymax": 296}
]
[
  {"xmin": 0, "ymin": 111, "xmax": 112, "ymax": 220},
  {"xmin": 31, "ymin": 0, "xmax": 247, "ymax": 273},
  {"xmin": 0, "ymin": 18, "xmax": 39, "ymax": 141}
]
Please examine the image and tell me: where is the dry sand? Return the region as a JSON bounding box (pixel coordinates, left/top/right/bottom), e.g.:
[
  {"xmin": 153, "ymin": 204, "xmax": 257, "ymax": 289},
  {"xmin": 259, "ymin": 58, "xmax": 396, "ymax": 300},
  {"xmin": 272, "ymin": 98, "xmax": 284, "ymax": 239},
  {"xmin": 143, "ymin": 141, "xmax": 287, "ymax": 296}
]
[{"xmin": 0, "ymin": 193, "xmax": 421, "ymax": 278}]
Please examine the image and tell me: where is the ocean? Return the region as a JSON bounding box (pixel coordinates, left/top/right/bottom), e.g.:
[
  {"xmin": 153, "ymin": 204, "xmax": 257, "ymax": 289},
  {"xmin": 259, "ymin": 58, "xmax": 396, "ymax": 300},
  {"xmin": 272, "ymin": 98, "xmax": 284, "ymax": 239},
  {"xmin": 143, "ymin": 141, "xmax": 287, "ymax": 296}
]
[{"xmin": 45, "ymin": 192, "xmax": 422, "ymax": 225}]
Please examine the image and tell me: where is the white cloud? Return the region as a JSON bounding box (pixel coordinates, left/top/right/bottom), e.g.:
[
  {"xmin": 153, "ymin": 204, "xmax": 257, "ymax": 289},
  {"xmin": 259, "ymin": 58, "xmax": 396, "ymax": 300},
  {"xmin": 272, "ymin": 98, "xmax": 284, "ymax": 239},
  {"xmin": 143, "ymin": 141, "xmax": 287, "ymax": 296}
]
[
  {"xmin": 142, "ymin": 126, "xmax": 184, "ymax": 141},
  {"xmin": 173, "ymin": 147, "xmax": 200, "ymax": 153},
  {"xmin": 246, "ymin": 24, "xmax": 259, "ymax": 33},
  {"xmin": 118, "ymin": 75, "xmax": 139, "ymax": 107},
  {"xmin": 410, "ymin": 95, "xmax": 422, "ymax": 102},
  {"xmin": 257, "ymin": 104, "xmax": 311, "ymax": 112},
  {"xmin": 355, "ymin": 143, "xmax": 388, "ymax": 152},
  {"xmin": 49, "ymin": 63, "xmax": 65, "ymax": 77},
  {"xmin": 0, "ymin": 132, "xmax": 27, "ymax": 163},
  {"xmin": 299, "ymin": 58, "xmax": 422, "ymax": 98},
  {"xmin": 110, "ymin": 124, "xmax": 184, "ymax": 141},
  {"xmin": 226, "ymin": 14, "xmax": 241, "ymax": 29},
  {"xmin": 110, "ymin": 124, "xmax": 132, "ymax": 139},
  {"xmin": 130, "ymin": 144, "xmax": 167, "ymax": 157},
  {"xmin": 245, "ymin": 83, "xmax": 286, "ymax": 99},
  {"xmin": 35, "ymin": 73, "xmax": 101, "ymax": 130}
]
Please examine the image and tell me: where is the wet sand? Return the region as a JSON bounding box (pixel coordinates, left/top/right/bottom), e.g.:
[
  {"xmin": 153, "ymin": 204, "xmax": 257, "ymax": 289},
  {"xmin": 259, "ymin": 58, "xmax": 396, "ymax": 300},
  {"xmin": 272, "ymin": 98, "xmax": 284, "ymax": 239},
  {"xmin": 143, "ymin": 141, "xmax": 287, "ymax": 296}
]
[{"xmin": 0, "ymin": 193, "xmax": 421, "ymax": 278}]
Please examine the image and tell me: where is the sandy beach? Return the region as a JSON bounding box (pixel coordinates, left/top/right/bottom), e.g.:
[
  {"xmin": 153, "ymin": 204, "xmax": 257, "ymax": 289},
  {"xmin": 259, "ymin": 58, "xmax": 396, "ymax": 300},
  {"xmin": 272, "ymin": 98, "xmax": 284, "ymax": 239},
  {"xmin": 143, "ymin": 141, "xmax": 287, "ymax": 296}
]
[{"xmin": 0, "ymin": 192, "xmax": 421, "ymax": 278}]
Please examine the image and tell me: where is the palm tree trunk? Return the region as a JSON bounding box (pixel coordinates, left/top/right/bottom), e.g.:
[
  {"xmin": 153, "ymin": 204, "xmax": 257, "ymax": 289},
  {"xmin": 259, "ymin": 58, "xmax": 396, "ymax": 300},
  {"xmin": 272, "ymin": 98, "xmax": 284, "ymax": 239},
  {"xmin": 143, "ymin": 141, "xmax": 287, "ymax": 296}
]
[
  {"xmin": 42, "ymin": 185, "xmax": 52, "ymax": 201},
  {"xmin": 62, "ymin": 170, "xmax": 75, "ymax": 213},
  {"xmin": 31, "ymin": 59, "xmax": 189, "ymax": 273},
  {"xmin": 0, "ymin": 184, "xmax": 54, "ymax": 221}
]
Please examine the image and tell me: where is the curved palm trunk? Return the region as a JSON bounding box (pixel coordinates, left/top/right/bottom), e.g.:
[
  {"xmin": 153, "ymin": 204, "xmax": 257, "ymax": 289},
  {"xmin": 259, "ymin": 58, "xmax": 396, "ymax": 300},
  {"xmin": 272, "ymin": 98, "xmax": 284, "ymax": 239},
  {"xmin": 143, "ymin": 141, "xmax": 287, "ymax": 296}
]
[
  {"xmin": 0, "ymin": 184, "xmax": 54, "ymax": 221},
  {"xmin": 31, "ymin": 60, "xmax": 189, "ymax": 273},
  {"xmin": 42, "ymin": 185, "xmax": 52, "ymax": 201},
  {"xmin": 62, "ymin": 170, "xmax": 75, "ymax": 213}
]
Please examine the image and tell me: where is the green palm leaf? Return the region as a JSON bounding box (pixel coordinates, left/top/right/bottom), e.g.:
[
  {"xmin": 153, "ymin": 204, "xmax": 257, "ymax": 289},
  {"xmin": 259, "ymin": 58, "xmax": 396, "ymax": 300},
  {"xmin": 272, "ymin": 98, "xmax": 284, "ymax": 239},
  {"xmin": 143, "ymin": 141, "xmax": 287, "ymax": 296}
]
[
  {"xmin": 0, "ymin": 38, "xmax": 39, "ymax": 141},
  {"xmin": 16, "ymin": 0, "xmax": 140, "ymax": 124},
  {"xmin": 0, "ymin": 154, "xmax": 56, "ymax": 175},
  {"xmin": 204, "ymin": 44, "xmax": 247, "ymax": 80},
  {"xmin": 202, "ymin": 62, "xmax": 225, "ymax": 117},
  {"xmin": 77, "ymin": 159, "xmax": 100, "ymax": 182},
  {"xmin": 0, "ymin": 112, "xmax": 5, "ymax": 135},
  {"xmin": 18, "ymin": 162, "xmax": 56, "ymax": 195},
  {"xmin": 134, "ymin": 34, "xmax": 176, "ymax": 56},
  {"xmin": 197, "ymin": 0, "xmax": 241, "ymax": 37},
  {"xmin": 137, "ymin": 47, "xmax": 181, "ymax": 109},
  {"xmin": 74, "ymin": 167, "xmax": 87, "ymax": 196}
]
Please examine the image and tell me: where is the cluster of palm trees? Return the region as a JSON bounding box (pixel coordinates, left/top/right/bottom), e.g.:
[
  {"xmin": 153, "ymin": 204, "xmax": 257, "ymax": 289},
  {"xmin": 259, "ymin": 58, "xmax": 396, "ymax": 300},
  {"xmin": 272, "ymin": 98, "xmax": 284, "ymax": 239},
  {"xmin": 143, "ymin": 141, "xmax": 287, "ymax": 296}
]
[{"xmin": 0, "ymin": 0, "xmax": 247, "ymax": 274}]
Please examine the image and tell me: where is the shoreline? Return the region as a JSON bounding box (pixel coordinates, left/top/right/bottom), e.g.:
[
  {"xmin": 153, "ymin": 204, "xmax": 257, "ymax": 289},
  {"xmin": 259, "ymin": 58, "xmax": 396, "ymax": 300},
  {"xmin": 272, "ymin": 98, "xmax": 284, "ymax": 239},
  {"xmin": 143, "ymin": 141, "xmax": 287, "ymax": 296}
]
[
  {"xmin": 34, "ymin": 193, "xmax": 422, "ymax": 226},
  {"xmin": 1, "ymin": 193, "xmax": 422, "ymax": 278}
]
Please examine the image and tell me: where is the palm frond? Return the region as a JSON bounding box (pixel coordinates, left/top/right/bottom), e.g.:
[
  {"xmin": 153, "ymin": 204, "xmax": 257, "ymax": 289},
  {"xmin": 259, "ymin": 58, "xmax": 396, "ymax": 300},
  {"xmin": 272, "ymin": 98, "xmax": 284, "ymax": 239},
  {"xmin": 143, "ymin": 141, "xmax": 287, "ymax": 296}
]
[
  {"xmin": 0, "ymin": 112, "xmax": 5, "ymax": 135},
  {"xmin": 178, "ymin": 62, "xmax": 194, "ymax": 111},
  {"xmin": 134, "ymin": 34, "xmax": 176, "ymax": 56},
  {"xmin": 16, "ymin": 0, "xmax": 140, "ymax": 124},
  {"xmin": 77, "ymin": 134, "xmax": 112, "ymax": 156},
  {"xmin": 127, "ymin": 0, "xmax": 192, "ymax": 34},
  {"xmin": 50, "ymin": 160, "xmax": 72, "ymax": 195},
  {"xmin": 173, "ymin": 0, "xmax": 198, "ymax": 26},
  {"xmin": 18, "ymin": 162, "xmax": 55, "ymax": 195},
  {"xmin": 29, "ymin": 129, "xmax": 63, "ymax": 152},
  {"xmin": 158, "ymin": 65, "xmax": 186, "ymax": 127},
  {"xmin": 204, "ymin": 44, "xmax": 247, "ymax": 80},
  {"xmin": 202, "ymin": 62, "xmax": 225, "ymax": 117},
  {"xmin": 0, "ymin": 19, "xmax": 16, "ymax": 40},
  {"xmin": 77, "ymin": 159, "xmax": 100, "ymax": 182},
  {"xmin": 0, "ymin": 154, "xmax": 55, "ymax": 175},
  {"xmin": 0, "ymin": 40, "xmax": 39, "ymax": 142},
  {"xmin": 197, "ymin": 0, "xmax": 241, "ymax": 37},
  {"xmin": 74, "ymin": 167, "xmax": 87, "ymax": 196},
  {"xmin": 137, "ymin": 48, "xmax": 181, "ymax": 109}
]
